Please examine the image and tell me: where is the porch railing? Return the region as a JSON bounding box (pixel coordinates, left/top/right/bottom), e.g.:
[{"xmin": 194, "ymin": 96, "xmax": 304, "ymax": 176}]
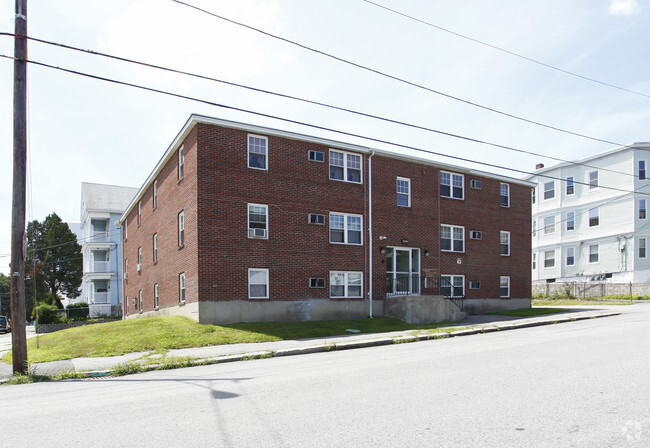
[
  {"xmin": 91, "ymin": 261, "xmax": 110, "ymax": 272},
  {"xmin": 384, "ymin": 275, "xmax": 464, "ymax": 310},
  {"xmin": 91, "ymin": 292, "xmax": 110, "ymax": 304}
]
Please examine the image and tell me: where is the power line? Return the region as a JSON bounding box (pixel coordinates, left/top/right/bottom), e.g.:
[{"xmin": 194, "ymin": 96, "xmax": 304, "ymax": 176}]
[
  {"xmin": 361, "ymin": 0, "xmax": 650, "ymax": 100},
  {"xmin": 171, "ymin": 0, "xmax": 633, "ymax": 149},
  {"xmin": 0, "ymin": 53, "xmax": 646, "ymax": 198},
  {"xmin": 1, "ymin": 33, "xmax": 641, "ymax": 180}
]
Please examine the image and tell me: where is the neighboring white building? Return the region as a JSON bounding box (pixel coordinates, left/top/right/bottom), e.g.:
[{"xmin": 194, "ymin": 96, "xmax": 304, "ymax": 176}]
[
  {"xmin": 78, "ymin": 182, "xmax": 138, "ymax": 316},
  {"xmin": 528, "ymin": 143, "xmax": 650, "ymax": 284}
]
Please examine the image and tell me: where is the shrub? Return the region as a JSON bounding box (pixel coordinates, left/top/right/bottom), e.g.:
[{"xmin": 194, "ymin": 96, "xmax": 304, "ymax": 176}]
[
  {"xmin": 66, "ymin": 303, "xmax": 89, "ymax": 321},
  {"xmin": 33, "ymin": 304, "xmax": 62, "ymax": 324}
]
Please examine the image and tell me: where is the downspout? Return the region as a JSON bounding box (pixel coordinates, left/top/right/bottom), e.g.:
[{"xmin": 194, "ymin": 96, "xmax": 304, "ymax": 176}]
[{"xmin": 368, "ymin": 151, "xmax": 375, "ymax": 318}]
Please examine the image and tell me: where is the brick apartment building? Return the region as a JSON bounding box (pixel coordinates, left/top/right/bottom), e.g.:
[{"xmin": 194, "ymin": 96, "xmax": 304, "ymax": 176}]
[{"xmin": 119, "ymin": 115, "xmax": 533, "ymax": 324}]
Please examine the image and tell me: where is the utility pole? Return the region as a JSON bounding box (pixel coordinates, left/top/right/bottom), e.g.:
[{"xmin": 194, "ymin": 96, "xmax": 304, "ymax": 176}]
[{"xmin": 11, "ymin": 0, "xmax": 28, "ymax": 375}]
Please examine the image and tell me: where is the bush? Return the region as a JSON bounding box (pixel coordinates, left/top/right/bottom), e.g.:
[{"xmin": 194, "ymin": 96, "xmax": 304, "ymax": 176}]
[
  {"xmin": 66, "ymin": 303, "xmax": 89, "ymax": 321},
  {"xmin": 34, "ymin": 304, "xmax": 62, "ymax": 324}
]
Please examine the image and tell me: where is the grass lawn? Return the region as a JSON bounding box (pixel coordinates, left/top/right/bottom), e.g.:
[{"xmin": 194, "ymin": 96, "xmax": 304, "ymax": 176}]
[
  {"xmin": 486, "ymin": 307, "xmax": 568, "ymax": 317},
  {"xmin": 532, "ymin": 298, "xmax": 635, "ymax": 306},
  {"xmin": 2, "ymin": 316, "xmax": 459, "ymax": 364}
]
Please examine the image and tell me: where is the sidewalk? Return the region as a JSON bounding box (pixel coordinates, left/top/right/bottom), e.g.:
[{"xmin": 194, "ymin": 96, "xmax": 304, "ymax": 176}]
[{"xmin": 0, "ymin": 306, "xmax": 622, "ymax": 381}]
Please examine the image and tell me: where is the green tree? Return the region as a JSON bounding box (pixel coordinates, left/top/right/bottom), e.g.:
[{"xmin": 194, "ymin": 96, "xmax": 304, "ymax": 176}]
[
  {"xmin": 26, "ymin": 213, "xmax": 82, "ymax": 309},
  {"xmin": 0, "ymin": 273, "xmax": 10, "ymax": 316}
]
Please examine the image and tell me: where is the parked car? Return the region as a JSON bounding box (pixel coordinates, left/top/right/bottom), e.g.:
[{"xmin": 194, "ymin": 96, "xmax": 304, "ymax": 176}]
[{"xmin": 0, "ymin": 316, "xmax": 10, "ymax": 333}]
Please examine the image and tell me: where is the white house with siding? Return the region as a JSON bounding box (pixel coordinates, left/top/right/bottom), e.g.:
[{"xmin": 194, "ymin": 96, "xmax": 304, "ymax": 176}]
[{"xmin": 527, "ymin": 143, "xmax": 650, "ymax": 284}]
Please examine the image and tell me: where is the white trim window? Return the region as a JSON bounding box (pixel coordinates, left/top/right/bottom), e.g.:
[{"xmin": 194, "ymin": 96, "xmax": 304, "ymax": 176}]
[
  {"xmin": 330, "ymin": 271, "xmax": 363, "ymax": 298},
  {"xmin": 544, "ymin": 250, "xmax": 555, "ymax": 268},
  {"xmin": 139, "ymin": 290, "xmax": 143, "ymax": 311},
  {"xmin": 589, "ymin": 244, "xmax": 599, "ymax": 263},
  {"xmin": 124, "ymin": 219, "xmax": 128, "ymax": 240},
  {"xmin": 532, "ymin": 188, "xmax": 536, "ymax": 204},
  {"xmin": 153, "ymin": 233, "xmax": 158, "ymax": 263},
  {"xmin": 329, "ymin": 150, "xmax": 362, "ymax": 183},
  {"xmin": 396, "ymin": 177, "xmax": 411, "ymax": 207},
  {"xmin": 154, "ymin": 283, "xmax": 159, "ymax": 308},
  {"xmin": 138, "ymin": 201, "xmax": 142, "ymax": 225},
  {"xmin": 566, "ymin": 177, "xmax": 574, "ymax": 196},
  {"xmin": 153, "ymin": 180, "xmax": 158, "ymax": 209},
  {"xmin": 566, "ymin": 247, "xmax": 575, "ymax": 266},
  {"xmin": 138, "ymin": 247, "xmax": 142, "ymax": 266},
  {"xmin": 179, "ymin": 273, "xmax": 186, "ymax": 302},
  {"xmin": 588, "ymin": 170, "xmax": 599, "ymax": 189},
  {"xmin": 532, "ymin": 220, "xmax": 537, "ymax": 237},
  {"xmin": 640, "ymin": 160, "xmax": 647, "ymax": 180},
  {"xmin": 566, "ymin": 212, "xmax": 575, "ymax": 231},
  {"xmin": 589, "ymin": 207, "xmax": 599, "ymax": 227},
  {"xmin": 500, "ymin": 231, "xmax": 510, "ymax": 256},
  {"xmin": 124, "ymin": 259, "xmax": 128, "ymax": 279},
  {"xmin": 178, "ymin": 145, "xmax": 185, "ymax": 180},
  {"xmin": 249, "ymin": 268, "xmax": 269, "ymax": 299},
  {"xmin": 441, "ymin": 224, "xmax": 464, "ymax": 252},
  {"xmin": 440, "ymin": 171, "xmax": 464, "ymax": 199},
  {"xmin": 499, "ymin": 276, "xmax": 510, "ymax": 298},
  {"xmin": 543, "ymin": 181, "xmax": 555, "ymax": 200},
  {"xmin": 544, "ymin": 215, "xmax": 555, "ymax": 234},
  {"xmin": 639, "ymin": 238, "xmax": 647, "ymax": 259},
  {"xmin": 330, "ymin": 213, "xmax": 363, "ymax": 245},
  {"xmin": 640, "ymin": 199, "xmax": 647, "ymax": 220},
  {"xmin": 441, "ymin": 275, "xmax": 464, "ymax": 298},
  {"xmin": 532, "ymin": 253, "xmax": 536, "ymax": 270},
  {"xmin": 248, "ymin": 204, "xmax": 269, "ymax": 239},
  {"xmin": 248, "ymin": 135, "xmax": 268, "ymax": 170},
  {"xmin": 178, "ymin": 211, "xmax": 185, "ymax": 247},
  {"xmin": 500, "ymin": 183, "xmax": 510, "ymax": 207}
]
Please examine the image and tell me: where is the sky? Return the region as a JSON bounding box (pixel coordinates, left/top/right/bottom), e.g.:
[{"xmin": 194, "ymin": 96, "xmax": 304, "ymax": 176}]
[{"xmin": 1, "ymin": 0, "xmax": 649, "ymax": 274}]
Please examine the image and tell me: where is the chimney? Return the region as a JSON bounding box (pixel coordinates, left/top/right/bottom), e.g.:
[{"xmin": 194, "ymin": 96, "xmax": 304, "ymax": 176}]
[{"xmin": 535, "ymin": 163, "xmax": 545, "ymax": 170}]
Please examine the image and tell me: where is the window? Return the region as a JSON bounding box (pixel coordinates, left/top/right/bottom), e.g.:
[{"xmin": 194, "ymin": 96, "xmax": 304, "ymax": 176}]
[
  {"xmin": 639, "ymin": 161, "xmax": 646, "ymax": 180},
  {"xmin": 500, "ymin": 231, "xmax": 510, "ymax": 256},
  {"xmin": 309, "ymin": 150, "xmax": 324, "ymax": 162},
  {"xmin": 589, "ymin": 245, "xmax": 599, "ymax": 263},
  {"xmin": 248, "ymin": 135, "xmax": 267, "ymax": 170},
  {"xmin": 588, "ymin": 171, "xmax": 598, "ymax": 189},
  {"xmin": 126, "ymin": 296, "xmax": 129, "ymax": 314},
  {"xmin": 329, "ymin": 150, "xmax": 362, "ymax": 183},
  {"xmin": 566, "ymin": 177, "xmax": 574, "ymax": 195},
  {"xmin": 543, "ymin": 181, "xmax": 555, "ymax": 200},
  {"xmin": 309, "ymin": 278, "xmax": 325, "ymax": 288},
  {"xmin": 441, "ymin": 225, "xmax": 464, "ymax": 252},
  {"xmin": 640, "ymin": 238, "xmax": 647, "ymax": 258},
  {"xmin": 589, "ymin": 208, "xmax": 599, "ymax": 227},
  {"xmin": 470, "ymin": 179, "xmax": 482, "ymax": 190},
  {"xmin": 640, "ymin": 199, "xmax": 647, "ymax": 219},
  {"xmin": 469, "ymin": 230, "xmax": 482, "ymax": 240},
  {"xmin": 532, "ymin": 188, "xmax": 536, "ymax": 204},
  {"xmin": 154, "ymin": 284, "xmax": 159, "ymax": 308},
  {"xmin": 441, "ymin": 275, "xmax": 464, "ymax": 298},
  {"xmin": 532, "ymin": 221, "xmax": 536, "ymax": 237},
  {"xmin": 500, "ymin": 276, "xmax": 510, "ymax": 298},
  {"xmin": 566, "ymin": 247, "xmax": 575, "ymax": 266},
  {"xmin": 248, "ymin": 269, "xmax": 269, "ymax": 299},
  {"xmin": 544, "ymin": 216, "xmax": 555, "ymax": 234},
  {"xmin": 179, "ymin": 273, "xmax": 186, "ymax": 302},
  {"xmin": 440, "ymin": 172, "xmax": 464, "ymax": 199},
  {"xmin": 566, "ymin": 212, "xmax": 575, "ymax": 231},
  {"xmin": 469, "ymin": 281, "xmax": 481, "ymax": 289},
  {"xmin": 124, "ymin": 220, "xmax": 128, "ymax": 240},
  {"xmin": 330, "ymin": 271, "xmax": 363, "ymax": 298},
  {"xmin": 544, "ymin": 250, "xmax": 555, "ymax": 268},
  {"xmin": 500, "ymin": 183, "xmax": 510, "ymax": 207},
  {"xmin": 138, "ymin": 247, "xmax": 142, "ymax": 266},
  {"xmin": 397, "ymin": 177, "xmax": 411, "ymax": 207},
  {"xmin": 248, "ymin": 204, "xmax": 268, "ymax": 239},
  {"xmin": 153, "ymin": 234, "xmax": 158, "ymax": 263},
  {"xmin": 178, "ymin": 146, "xmax": 184, "ymax": 180},
  {"xmin": 139, "ymin": 290, "xmax": 143, "ymax": 311},
  {"xmin": 330, "ymin": 213, "xmax": 362, "ymax": 245},
  {"xmin": 138, "ymin": 201, "xmax": 142, "ymax": 225},
  {"xmin": 178, "ymin": 211, "xmax": 185, "ymax": 247},
  {"xmin": 532, "ymin": 253, "xmax": 536, "ymax": 270},
  {"xmin": 124, "ymin": 259, "xmax": 128, "ymax": 279},
  {"xmin": 308, "ymin": 213, "xmax": 325, "ymax": 225},
  {"xmin": 153, "ymin": 180, "xmax": 158, "ymax": 209}
]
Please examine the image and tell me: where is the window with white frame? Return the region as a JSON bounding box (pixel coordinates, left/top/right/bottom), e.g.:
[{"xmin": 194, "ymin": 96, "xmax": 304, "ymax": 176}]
[
  {"xmin": 396, "ymin": 177, "xmax": 411, "ymax": 207},
  {"xmin": 566, "ymin": 212, "xmax": 575, "ymax": 231},
  {"xmin": 639, "ymin": 161, "xmax": 646, "ymax": 180},
  {"xmin": 589, "ymin": 207, "xmax": 599, "ymax": 227},
  {"xmin": 440, "ymin": 171, "xmax": 464, "ymax": 199},
  {"xmin": 639, "ymin": 238, "xmax": 647, "ymax": 258},
  {"xmin": 544, "ymin": 181, "xmax": 555, "ymax": 200},
  {"xmin": 544, "ymin": 250, "xmax": 555, "ymax": 268},
  {"xmin": 138, "ymin": 201, "xmax": 142, "ymax": 225},
  {"xmin": 589, "ymin": 244, "xmax": 599, "ymax": 263},
  {"xmin": 532, "ymin": 253, "xmax": 536, "ymax": 270},
  {"xmin": 500, "ymin": 276, "xmax": 510, "ymax": 298},
  {"xmin": 248, "ymin": 204, "xmax": 268, "ymax": 239},
  {"xmin": 566, "ymin": 177, "xmax": 574, "ymax": 195},
  {"xmin": 178, "ymin": 211, "xmax": 185, "ymax": 247},
  {"xmin": 330, "ymin": 213, "xmax": 362, "ymax": 245},
  {"xmin": 532, "ymin": 220, "xmax": 537, "ymax": 237},
  {"xmin": 153, "ymin": 180, "xmax": 158, "ymax": 209},
  {"xmin": 124, "ymin": 259, "xmax": 128, "ymax": 279},
  {"xmin": 248, "ymin": 135, "xmax": 268, "ymax": 170},
  {"xmin": 441, "ymin": 275, "xmax": 464, "ymax": 297},
  {"xmin": 329, "ymin": 150, "xmax": 362, "ymax": 183},
  {"xmin": 138, "ymin": 247, "xmax": 142, "ymax": 266},
  {"xmin": 126, "ymin": 296, "xmax": 129, "ymax": 314},
  {"xmin": 500, "ymin": 183, "xmax": 510, "ymax": 207},
  {"xmin": 153, "ymin": 233, "xmax": 158, "ymax": 262},
  {"xmin": 178, "ymin": 146, "xmax": 185, "ymax": 180},
  {"xmin": 154, "ymin": 283, "xmax": 159, "ymax": 308},
  {"xmin": 179, "ymin": 273, "xmax": 186, "ymax": 302},
  {"xmin": 640, "ymin": 199, "xmax": 647, "ymax": 219},
  {"xmin": 500, "ymin": 231, "xmax": 510, "ymax": 256},
  {"xmin": 248, "ymin": 269, "xmax": 269, "ymax": 299},
  {"xmin": 544, "ymin": 215, "xmax": 555, "ymax": 234},
  {"xmin": 588, "ymin": 171, "xmax": 599, "ymax": 189},
  {"xmin": 124, "ymin": 219, "xmax": 128, "ymax": 240},
  {"xmin": 330, "ymin": 271, "xmax": 363, "ymax": 298},
  {"xmin": 441, "ymin": 224, "xmax": 464, "ymax": 252},
  {"xmin": 139, "ymin": 290, "xmax": 143, "ymax": 311},
  {"xmin": 532, "ymin": 188, "xmax": 536, "ymax": 204},
  {"xmin": 566, "ymin": 247, "xmax": 575, "ymax": 266}
]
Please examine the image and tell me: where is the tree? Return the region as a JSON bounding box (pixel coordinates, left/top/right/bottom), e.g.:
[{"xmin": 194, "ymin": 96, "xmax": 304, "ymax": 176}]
[
  {"xmin": 25, "ymin": 213, "xmax": 82, "ymax": 309},
  {"xmin": 0, "ymin": 273, "xmax": 9, "ymax": 316}
]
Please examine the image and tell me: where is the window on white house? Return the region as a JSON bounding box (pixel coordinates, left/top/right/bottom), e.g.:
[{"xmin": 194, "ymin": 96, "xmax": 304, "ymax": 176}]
[
  {"xmin": 566, "ymin": 212, "xmax": 575, "ymax": 231},
  {"xmin": 544, "ymin": 181, "xmax": 555, "ymax": 200},
  {"xmin": 566, "ymin": 177, "xmax": 574, "ymax": 195},
  {"xmin": 153, "ymin": 233, "xmax": 158, "ymax": 263},
  {"xmin": 500, "ymin": 276, "xmax": 510, "ymax": 298},
  {"xmin": 532, "ymin": 188, "xmax": 536, "ymax": 204},
  {"xmin": 178, "ymin": 211, "xmax": 185, "ymax": 247},
  {"xmin": 544, "ymin": 216, "xmax": 555, "ymax": 234},
  {"xmin": 440, "ymin": 172, "xmax": 464, "ymax": 199},
  {"xmin": 500, "ymin": 183, "xmax": 510, "ymax": 207},
  {"xmin": 397, "ymin": 177, "xmax": 411, "ymax": 207},
  {"xmin": 441, "ymin": 275, "xmax": 464, "ymax": 297},
  {"xmin": 154, "ymin": 283, "xmax": 159, "ymax": 308},
  {"xmin": 588, "ymin": 171, "xmax": 599, "ymax": 189},
  {"xmin": 566, "ymin": 247, "xmax": 575, "ymax": 266},
  {"xmin": 178, "ymin": 146, "xmax": 185, "ymax": 180},
  {"xmin": 532, "ymin": 220, "xmax": 536, "ymax": 237},
  {"xmin": 640, "ymin": 199, "xmax": 647, "ymax": 219},
  {"xmin": 639, "ymin": 161, "xmax": 646, "ymax": 180},
  {"xmin": 589, "ymin": 208, "xmax": 599, "ymax": 227},
  {"xmin": 589, "ymin": 245, "xmax": 599, "ymax": 263},
  {"xmin": 441, "ymin": 224, "xmax": 464, "ymax": 252},
  {"xmin": 138, "ymin": 201, "xmax": 142, "ymax": 225},
  {"xmin": 248, "ymin": 204, "xmax": 268, "ymax": 239},
  {"xmin": 179, "ymin": 273, "xmax": 186, "ymax": 302},
  {"xmin": 329, "ymin": 150, "xmax": 362, "ymax": 183},
  {"xmin": 153, "ymin": 180, "xmax": 158, "ymax": 209},
  {"xmin": 500, "ymin": 231, "xmax": 510, "ymax": 256},
  {"xmin": 532, "ymin": 253, "xmax": 536, "ymax": 270},
  {"xmin": 330, "ymin": 213, "xmax": 362, "ymax": 245},
  {"xmin": 544, "ymin": 250, "xmax": 555, "ymax": 268},
  {"xmin": 248, "ymin": 135, "xmax": 268, "ymax": 170},
  {"xmin": 249, "ymin": 269, "xmax": 269, "ymax": 299},
  {"xmin": 640, "ymin": 238, "xmax": 647, "ymax": 258},
  {"xmin": 330, "ymin": 271, "xmax": 363, "ymax": 298}
]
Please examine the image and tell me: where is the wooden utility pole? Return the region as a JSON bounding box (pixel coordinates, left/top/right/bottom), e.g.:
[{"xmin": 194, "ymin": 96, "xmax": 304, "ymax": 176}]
[{"xmin": 11, "ymin": 0, "xmax": 28, "ymax": 375}]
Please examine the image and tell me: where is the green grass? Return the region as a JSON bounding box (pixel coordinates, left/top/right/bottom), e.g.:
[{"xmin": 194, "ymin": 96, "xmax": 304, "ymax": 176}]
[
  {"xmin": 2, "ymin": 316, "xmax": 458, "ymax": 364},
  {"xmin": 532, "ymin": 298, "xmax": 635, "ymax": 306},
  {"xmin": 486, "ymin": 307, "xmax": 568, "ymax": 317}
]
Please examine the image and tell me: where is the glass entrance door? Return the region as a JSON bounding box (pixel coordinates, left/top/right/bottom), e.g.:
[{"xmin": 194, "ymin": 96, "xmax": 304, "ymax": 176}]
[{"xmin": 386, "ymin": 248, "xmax": 420, "ymax": 295}]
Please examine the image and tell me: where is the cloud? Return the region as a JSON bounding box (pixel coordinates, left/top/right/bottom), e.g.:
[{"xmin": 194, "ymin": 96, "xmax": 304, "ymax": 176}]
[{"xmin": 609, "ymin": 0, "xmax": 641, "ymax": 16}]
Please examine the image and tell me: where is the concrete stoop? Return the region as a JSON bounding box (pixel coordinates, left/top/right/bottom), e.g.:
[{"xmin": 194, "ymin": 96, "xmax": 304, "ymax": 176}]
[{"xmin": 384, "ymin": 295, "xmax": 465, "ymax": 323}]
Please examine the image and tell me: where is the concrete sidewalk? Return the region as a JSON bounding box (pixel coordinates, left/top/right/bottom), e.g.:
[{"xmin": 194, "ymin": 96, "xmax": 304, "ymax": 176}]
[{"xmin": 0, "ymin": 306, "xmax": 623, "ymax": 381}]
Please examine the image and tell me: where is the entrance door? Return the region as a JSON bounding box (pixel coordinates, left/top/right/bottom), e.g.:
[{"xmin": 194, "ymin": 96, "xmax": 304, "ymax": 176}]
[{"xmin": 387, "ymin": 248, "xmax": 420, "ymax": 295}]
